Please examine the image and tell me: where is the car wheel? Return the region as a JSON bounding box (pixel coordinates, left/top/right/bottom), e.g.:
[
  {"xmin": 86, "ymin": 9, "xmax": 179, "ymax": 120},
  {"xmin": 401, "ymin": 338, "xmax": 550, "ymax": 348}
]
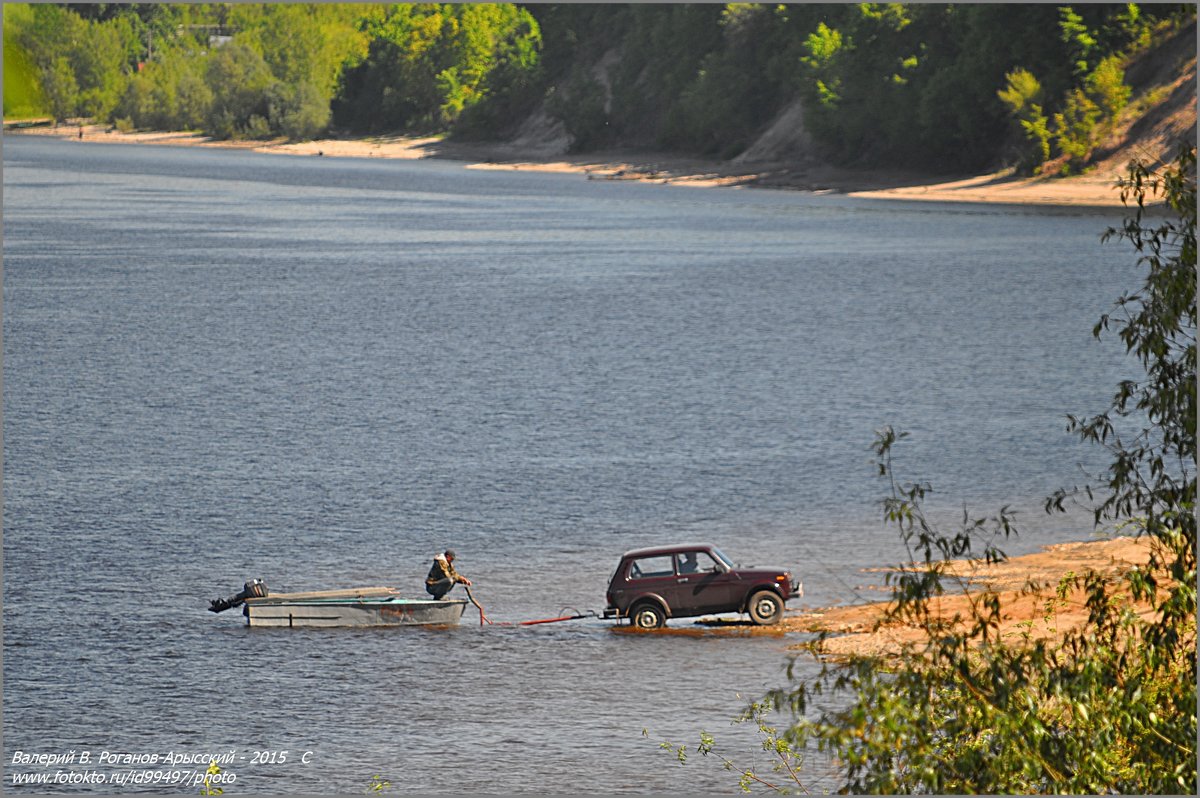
[
  {"xmin": 747, "ymin": 590, "xmax": 783, "ymax": 625},
  {"xmin": 630, "ymin": 602, "xmax": 665, "ymax": 629}
]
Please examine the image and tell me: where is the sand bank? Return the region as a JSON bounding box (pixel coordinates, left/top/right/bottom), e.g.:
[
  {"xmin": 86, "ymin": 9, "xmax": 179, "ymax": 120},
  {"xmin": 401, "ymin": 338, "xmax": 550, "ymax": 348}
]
[
  {"xmin": 780, "ymin": 535, "xmax": 1160, "ymax": 659},
  {"xmin": 6, "ymin": 123, "xmax": 1135, "ymax": 208}
]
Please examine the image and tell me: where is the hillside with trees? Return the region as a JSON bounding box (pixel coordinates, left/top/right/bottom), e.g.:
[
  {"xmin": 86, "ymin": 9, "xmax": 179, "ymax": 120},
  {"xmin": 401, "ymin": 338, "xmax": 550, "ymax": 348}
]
[{"xmin": 4, "ymin": 3, "xmax": 1195, "ymax": 177}]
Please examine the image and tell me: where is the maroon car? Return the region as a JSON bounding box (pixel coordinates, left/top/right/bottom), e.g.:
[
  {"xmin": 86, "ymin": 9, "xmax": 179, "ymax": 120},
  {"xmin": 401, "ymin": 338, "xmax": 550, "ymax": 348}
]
[{"xmin": 604, "ymin": 543, "xmax": 801, "ymax": 628}]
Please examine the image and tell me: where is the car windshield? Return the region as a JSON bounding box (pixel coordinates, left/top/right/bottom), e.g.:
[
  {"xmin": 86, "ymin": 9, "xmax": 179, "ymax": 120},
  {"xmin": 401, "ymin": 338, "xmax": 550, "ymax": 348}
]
[{"xmin": 710, "ymin": 548, "xmax": 735, "ymax": 569}]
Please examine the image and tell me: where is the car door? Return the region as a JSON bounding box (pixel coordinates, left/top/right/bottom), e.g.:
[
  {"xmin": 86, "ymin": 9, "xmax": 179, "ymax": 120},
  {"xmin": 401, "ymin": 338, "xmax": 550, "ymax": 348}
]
[
  {"xmin": 624, "ymin": 554, "xmax": 685, "ymax": 615},
  {"xmin": 674, "ymin": 550, "xmax": 736, "ymax": 614}
]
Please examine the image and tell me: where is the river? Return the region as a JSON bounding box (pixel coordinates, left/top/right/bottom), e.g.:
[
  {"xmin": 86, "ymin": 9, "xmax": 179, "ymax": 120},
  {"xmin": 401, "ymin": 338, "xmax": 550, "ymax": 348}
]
[{"xmin": 3, "ymin": 135, "xmax": 1135, "ymax": 793}]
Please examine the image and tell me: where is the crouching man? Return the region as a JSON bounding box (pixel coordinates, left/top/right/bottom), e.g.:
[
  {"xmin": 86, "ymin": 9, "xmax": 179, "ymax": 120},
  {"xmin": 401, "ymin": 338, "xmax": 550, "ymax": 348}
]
[{"xmin": 426, "ymin": 549, "xmax": 471, "ymax": 599}]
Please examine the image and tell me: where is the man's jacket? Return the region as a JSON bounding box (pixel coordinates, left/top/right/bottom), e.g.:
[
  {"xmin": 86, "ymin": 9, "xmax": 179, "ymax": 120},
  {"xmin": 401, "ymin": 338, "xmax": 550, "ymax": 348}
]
[{"xmin": 426, "ymin": 554, "xmax": 459, "ymax": 586}]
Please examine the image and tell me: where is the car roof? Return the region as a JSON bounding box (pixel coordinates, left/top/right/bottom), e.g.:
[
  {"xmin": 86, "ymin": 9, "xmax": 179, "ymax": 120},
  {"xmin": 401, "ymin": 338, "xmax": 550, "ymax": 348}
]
[{"xmin": 620, "ymin": 542, "xmax": 717, "ymax": 559}]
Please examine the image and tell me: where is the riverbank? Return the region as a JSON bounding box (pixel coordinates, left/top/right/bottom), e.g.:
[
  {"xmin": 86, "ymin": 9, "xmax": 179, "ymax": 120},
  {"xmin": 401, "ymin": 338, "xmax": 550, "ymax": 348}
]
[
  {"xmin": 5, "ymin": 123, "xmax": 1137, "ymax": 208},
  {"xmin": 777, "ymin": 535, "xmax": 1159, "ymax": 659}
]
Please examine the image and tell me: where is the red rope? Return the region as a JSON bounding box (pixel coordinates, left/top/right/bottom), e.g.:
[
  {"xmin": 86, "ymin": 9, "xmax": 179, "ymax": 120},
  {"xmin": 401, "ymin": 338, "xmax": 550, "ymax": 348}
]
[
  {"xmin": 518, "ymin": 615, "xmax": 580, "ymax": 626},
  {"xmin": 463, "ymin": 585, "xmax": 493, "ymax": 625},
  {"xmin": 463, "ymin": 587, "xmax": 592, "ymax": 627}
]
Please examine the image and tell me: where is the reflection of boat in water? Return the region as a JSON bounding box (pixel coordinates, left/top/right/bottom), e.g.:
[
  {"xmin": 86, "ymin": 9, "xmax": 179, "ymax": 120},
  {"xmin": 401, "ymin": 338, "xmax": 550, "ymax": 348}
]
[{"xmin": 208, "ymin": 582, "xmax": 468, "ymax": 628}]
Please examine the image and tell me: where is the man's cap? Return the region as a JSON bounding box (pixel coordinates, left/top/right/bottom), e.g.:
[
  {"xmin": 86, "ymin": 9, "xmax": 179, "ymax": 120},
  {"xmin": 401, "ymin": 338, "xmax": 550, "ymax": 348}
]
[{"xmin": 444, "ymin": 549, "xmax": 456, "ymax": 559}]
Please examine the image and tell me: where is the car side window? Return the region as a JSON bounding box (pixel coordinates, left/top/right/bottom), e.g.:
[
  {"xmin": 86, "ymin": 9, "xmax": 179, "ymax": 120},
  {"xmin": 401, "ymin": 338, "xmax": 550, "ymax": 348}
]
[
  {"xmin": 676, "ymin": 551, "xmax": 719, "ymax": 574},
  {"xmin": 628, "ymin": 555, "xmax": 673, "ymax": 580}
]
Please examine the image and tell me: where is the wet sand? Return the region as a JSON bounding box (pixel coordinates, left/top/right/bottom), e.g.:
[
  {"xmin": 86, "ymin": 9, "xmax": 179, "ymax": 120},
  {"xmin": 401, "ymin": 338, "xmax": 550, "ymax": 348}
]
[{"xmin": 776, "ymin": 535, "xmax": 1161, "ymax": 659}]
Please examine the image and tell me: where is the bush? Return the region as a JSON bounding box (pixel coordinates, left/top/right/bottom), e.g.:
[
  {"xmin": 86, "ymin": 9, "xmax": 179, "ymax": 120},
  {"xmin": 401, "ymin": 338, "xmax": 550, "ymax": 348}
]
[
  {"xmin": 1053, "ymin": 86, "xmax": 1103, "ymax": 168},
  {"xmin": 175, "ymin": 67, "xmax": 213, "ymax": 131},
  {"xmin": 204, "ymin": 41, "xmax": 274, "ymax": 140},
  {"xmin": 42, "ymin": 56, "xmax": 79, "ymax": 122},
  {"xmin": 1088, "ymin": 54, "xmax": 1131, "ymax": 130},
  {"xmin": 241, "ymin": 113, "xmax": 272, "ymax": 140},
  {"xmin": 266, "ymin": 80, "xmax": 330, "ymax": 141},
  {"xmin": 546, "ymin": 74, "xmax": 610, "ymax": 152},
  {"xmin": 997, "ymin": 68, "xmax": 1052, "ymax": 170}
]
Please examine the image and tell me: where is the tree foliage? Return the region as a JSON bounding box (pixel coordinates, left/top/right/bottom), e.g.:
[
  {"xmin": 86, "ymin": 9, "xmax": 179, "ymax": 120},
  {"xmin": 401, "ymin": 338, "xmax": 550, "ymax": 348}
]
[
  {"xmin": 520, "ymin": 2, "xmax": 1186, "ymax": 170},
  {"xmin": 998, "ymin": 68, "xmax": 1051, "ymax": 169},
  {"xmin": 6, "ymin": 3, "xmax": 139, "ymax": 122},
  {"xmin": 203, "ymin": 41, "xmax": 276, "ymax": 139},
  {"xmin": 1055, "ymin": 144, "xmax": 1197, "ymax": 648},
  {"xmin": 5, "ymin": 3, "xmax": 1193, "ymax": 167},
  {"xmin": 331, "ymin": 3, "xmax": 541, "ymax": 134}
]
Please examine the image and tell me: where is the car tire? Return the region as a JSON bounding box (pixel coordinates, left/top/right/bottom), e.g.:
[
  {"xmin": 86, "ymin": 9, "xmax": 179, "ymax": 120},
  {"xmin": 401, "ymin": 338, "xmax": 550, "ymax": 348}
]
[
  {"xmin": 747, "ymin": 590, "xmax": 784, "ymax": 625},
  {"xmin": 630, "ymin": 602, "xmax": 665, "ymax": 629}
]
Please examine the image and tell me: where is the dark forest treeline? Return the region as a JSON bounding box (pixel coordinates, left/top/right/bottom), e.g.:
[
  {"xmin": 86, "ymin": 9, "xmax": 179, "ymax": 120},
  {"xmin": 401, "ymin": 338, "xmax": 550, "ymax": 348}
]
[{"xmin": 4, "ymin": 3, "xmax": 1194, "ymax": 172}]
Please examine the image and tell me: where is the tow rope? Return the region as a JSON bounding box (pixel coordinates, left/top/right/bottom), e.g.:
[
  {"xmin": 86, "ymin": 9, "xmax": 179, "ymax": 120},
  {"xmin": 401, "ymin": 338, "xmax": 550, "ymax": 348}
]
[
  {"xmin": 463, "ymin": 585, "xmax": 599, "ymax": 627},
  {"xmin": 518, "ymin": 609, "xmax": 600, "ymax": 625},
  {"xmin": 463, "ymin": 584, "xmax": 493, "ymax": 626}
]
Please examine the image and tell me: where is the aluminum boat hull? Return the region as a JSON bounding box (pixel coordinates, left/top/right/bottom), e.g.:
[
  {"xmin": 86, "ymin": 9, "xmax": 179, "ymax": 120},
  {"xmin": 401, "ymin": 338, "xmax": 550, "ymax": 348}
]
[{"xmin": 243, "ymin": 594, "xmax": 468, "ymax": 628}]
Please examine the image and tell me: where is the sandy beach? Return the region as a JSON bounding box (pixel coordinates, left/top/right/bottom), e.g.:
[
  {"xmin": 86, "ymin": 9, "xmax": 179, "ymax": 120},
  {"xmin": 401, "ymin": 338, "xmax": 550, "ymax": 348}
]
[
  {"xmin": 6, "ymin": 122, "xmax": 1140, "ymax": 208},
  {"xmin": 779, "ymin": 535, "xmax": 1162, "ymax": 658}
]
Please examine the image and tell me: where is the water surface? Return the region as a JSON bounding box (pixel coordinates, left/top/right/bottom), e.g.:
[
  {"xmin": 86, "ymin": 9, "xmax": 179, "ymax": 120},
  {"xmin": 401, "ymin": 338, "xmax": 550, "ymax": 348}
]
[{"xmin": 4, "ymin": 136, "xmax": 1134, "ymax": 793}]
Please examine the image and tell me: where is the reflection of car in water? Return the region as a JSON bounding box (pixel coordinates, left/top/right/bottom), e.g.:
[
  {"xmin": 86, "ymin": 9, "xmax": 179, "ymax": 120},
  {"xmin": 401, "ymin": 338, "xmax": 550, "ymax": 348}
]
[{"xmin": 603, "ymin": 543, "xmax": 801, "ymax": 629}]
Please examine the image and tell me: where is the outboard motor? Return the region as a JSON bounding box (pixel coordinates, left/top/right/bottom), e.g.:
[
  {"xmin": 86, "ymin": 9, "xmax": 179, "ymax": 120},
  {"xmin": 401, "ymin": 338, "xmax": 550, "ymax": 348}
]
[{"xmin": 208, "ymin": 578, "xmax": 268, "ymax": 613}]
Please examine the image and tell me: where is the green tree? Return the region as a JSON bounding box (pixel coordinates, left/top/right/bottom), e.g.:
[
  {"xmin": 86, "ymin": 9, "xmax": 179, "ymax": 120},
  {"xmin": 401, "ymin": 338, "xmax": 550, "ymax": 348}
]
[
  {"xmin": 116, "ymin": 34, "xmax": 214, "ymax": 132},
  {"xmin": 9, "ymin": 3, "xmax": 139, "ymax": 123},
  {"xmin": 204, "ymin": 40, "xmax": 276, "ymax": 139},
  {"xmin": 452, "ymin": 5, "xmax": 543, "ymax": 138},
  {"xmin": 997, "ymin": 68, "xmax": 1051, "ymax": 169},
  {"xmin": 1087, "ymin": 54, "xmax": 1132, "ymax": 132},
  {"xmin": 333, "ymin": 3, "xmax": 541, "ymax": 134},
  {"xmin": 42, "ymin": 56, "xmax": 80, "ymax": 123},
  {"xmin": 1060, "ymin": 5, "xmax": 1100, "ymax": 76},
  {"xmin": 545, "ymin": 71, "xmax": 610, "ymax": 152},
  {"xmin": 15, "ymin": 5, "xmax": 86, "ymax": 120},
  {"xmin": 229, "ymin": 4, "xmax": 370, "ymax": 99},
  {"xmin": 71, "ymin": 13, "xmax": 134, "ymax": 119},
  {"xmin": 175, "ymin": 65, "xmax": 215, "ymax": 131},
  {"xmin": 912, "ymin": 5, "xmax": 1054, "ymax": 169},
  {"xmin": 658, "ymin": 4, "xmax": 790, "ymax": 158},
  {"xmin": 1048, "ymin": 54, "xmax": 1133, "ymax": 173},
  {"xmin": 1053, "ymin": 86, "xmax": 1102, "ymax": 166},
  {"xmin": 217, "ymin": 4, "xmax": 371, "ymax": 140},
  {"xmin": 2, "ymin": 44, "xmax": 44, "ymax": 119},
  {"xmin": 266, "ymin": 80, "xmax": 330, "ymax": 141}
]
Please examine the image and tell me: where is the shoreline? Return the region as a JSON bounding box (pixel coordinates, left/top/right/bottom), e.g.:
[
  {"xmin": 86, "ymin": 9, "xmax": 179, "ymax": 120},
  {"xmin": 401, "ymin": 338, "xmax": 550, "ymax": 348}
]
[
  {"xmin": 5, "ymin": 123, "xmax": 1135, "ymax": 208},
  {"xmin": 777, "ymin": 535, "xmax": 1158, "ymax": 658}
]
